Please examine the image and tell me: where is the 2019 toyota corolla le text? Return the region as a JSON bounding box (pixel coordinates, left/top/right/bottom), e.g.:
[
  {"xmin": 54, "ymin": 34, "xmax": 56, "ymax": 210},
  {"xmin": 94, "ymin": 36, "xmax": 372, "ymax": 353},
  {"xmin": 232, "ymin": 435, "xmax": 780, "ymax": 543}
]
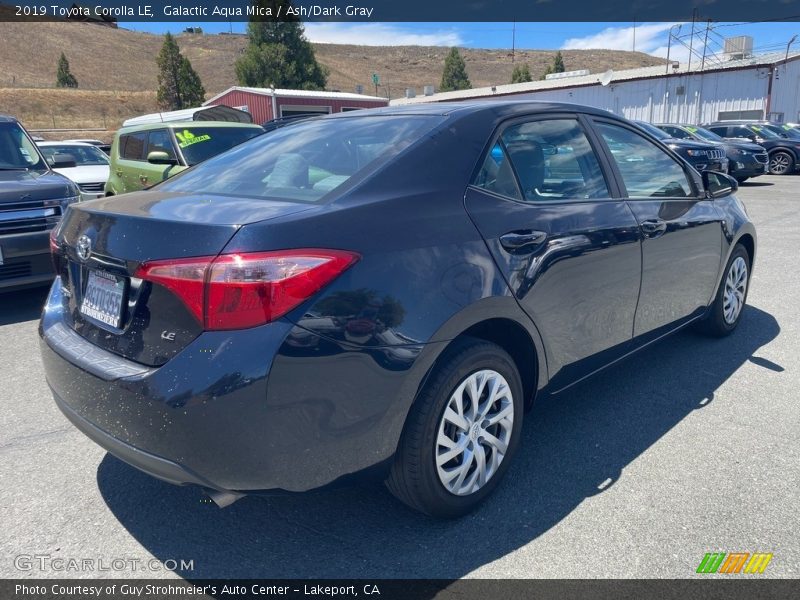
[{"xmin": 40, "ymin": 103, "xmax": 756, "ymax": 517}]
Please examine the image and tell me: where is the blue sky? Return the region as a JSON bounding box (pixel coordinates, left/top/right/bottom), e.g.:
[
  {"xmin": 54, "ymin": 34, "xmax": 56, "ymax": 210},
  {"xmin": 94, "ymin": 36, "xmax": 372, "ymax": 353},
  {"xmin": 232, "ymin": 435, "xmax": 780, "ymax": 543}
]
[{"xmin": 125, "ymin": 21, "xmax": 800, "ymax": 62}]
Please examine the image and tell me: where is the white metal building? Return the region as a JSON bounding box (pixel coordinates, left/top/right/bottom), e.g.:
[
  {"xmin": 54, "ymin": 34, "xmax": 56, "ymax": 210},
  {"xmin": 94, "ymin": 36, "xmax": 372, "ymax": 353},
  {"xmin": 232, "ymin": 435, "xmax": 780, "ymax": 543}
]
[{"xmin": 391, "ymin": 51, "xmax": 800, "ymax": 125}]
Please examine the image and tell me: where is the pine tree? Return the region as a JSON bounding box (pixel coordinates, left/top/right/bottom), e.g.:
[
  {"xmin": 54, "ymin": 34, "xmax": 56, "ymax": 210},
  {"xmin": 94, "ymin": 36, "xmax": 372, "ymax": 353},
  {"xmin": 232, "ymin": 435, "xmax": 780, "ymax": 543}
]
[
  {"xmin": 235, "ymin": 0, "xmax": 327, "ymax": 90},
  {"xmin": 156, "ymin": 32, "xmax": 205, "ymax": 110},
  {"xmin": 55, "ymin": 53, "xmax": 78, "ymax": 88},
  {"xmin": 511, "ymin": 64, "xmax": 532, "ymax": 84},
  {"xmin": 440, "ymin": 47, "xmax": 471, "ymax": 92},
  {"xmin": 542, "ymin": 51, "xmax": 567, "ymax": 80}
]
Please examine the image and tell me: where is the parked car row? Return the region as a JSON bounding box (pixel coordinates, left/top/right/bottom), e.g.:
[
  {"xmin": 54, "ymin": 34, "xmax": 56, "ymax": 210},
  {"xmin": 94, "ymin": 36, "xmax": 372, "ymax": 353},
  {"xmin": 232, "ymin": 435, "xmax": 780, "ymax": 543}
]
[{"xmin": 633, "ymin": 118, "xmax": 800, "ymax": 181}]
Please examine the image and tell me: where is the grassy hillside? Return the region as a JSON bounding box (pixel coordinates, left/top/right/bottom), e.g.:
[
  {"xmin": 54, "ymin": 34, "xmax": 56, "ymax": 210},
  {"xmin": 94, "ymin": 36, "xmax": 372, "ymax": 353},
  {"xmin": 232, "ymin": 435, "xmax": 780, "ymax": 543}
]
[{"xmin": 0, "ymin": 21, "xmax": 665, "ymax": 138}]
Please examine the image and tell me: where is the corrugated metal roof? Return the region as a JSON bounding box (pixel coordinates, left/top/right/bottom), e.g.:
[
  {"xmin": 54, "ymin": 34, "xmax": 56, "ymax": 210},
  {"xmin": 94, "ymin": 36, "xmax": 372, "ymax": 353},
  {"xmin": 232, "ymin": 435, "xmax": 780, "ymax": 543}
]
[
  {"xmin": 391, "ymin": 51, "xmax": 800, "ymax": 106},
  {"xmin": 204, "ymin": 86, "xmax": 388, "ymax": 105}
]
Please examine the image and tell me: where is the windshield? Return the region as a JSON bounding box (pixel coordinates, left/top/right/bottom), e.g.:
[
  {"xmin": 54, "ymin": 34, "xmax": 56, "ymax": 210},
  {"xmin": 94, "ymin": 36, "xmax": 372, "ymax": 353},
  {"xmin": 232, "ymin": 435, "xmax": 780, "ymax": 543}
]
[
  {"xmin": 763, "ymin": 124, "xmax": 800, "ymax": 140},
  {"xmin": 0, "ymin": 122, "xmax": 48, "ymax": 171},
  {"xmin": 635, "ymin": 121, "xmax": 670, "ymax": 140},
  {"xmin": 159, "ymin": 115, "xmax": 445, "ymax": 203},
  {"xmin": 174, "ymin": 126, "xmax": 264, "ymax": 166},
  {"xmin": 687, "ymin": 126, "xmax": 724, "ymax": 142},
  {"xmin": 748, "ymin": 125, "xmax": 781, "ymax": 139},
  {"xmin": 40, "ymin": 144, "xmax": 109, "ymax": 166}
]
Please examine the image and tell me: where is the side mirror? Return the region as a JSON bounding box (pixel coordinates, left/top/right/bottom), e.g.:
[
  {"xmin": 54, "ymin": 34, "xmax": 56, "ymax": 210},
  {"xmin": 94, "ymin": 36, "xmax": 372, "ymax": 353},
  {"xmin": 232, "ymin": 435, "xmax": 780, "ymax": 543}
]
[
  {"xmin": 703, "ymin": 170, "xmax": 738, "ymax": 199},
  {"xmin": 51, "ymin": 153, "xmax": 76, "ymax": 169},
  {"xmin": 147, "ymin": 151, "xmax": 178, "ymax": 165}
]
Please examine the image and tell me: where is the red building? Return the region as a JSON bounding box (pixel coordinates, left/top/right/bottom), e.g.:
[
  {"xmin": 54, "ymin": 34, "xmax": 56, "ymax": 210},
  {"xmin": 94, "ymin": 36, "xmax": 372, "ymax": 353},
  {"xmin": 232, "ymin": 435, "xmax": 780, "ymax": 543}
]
[{"xmin": 202, "ymin": 87, "xmax": 389, "ymax": 124}]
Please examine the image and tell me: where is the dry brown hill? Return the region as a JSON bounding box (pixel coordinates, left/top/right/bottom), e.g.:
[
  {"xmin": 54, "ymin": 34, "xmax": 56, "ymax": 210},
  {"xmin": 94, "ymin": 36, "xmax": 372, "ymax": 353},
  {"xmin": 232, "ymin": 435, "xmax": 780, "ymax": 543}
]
[{"xmin": 0, "ymin": 21, "xmax": 665, "ymax": 136}]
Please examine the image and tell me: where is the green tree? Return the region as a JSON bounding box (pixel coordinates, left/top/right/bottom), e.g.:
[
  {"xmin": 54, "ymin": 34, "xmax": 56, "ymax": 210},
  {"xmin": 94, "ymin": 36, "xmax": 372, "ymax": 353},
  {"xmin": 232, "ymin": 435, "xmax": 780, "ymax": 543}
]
[
  {"xmin": 156, "ymin": 32, "xmax": 206, "ymax": 110},
  {"xmin": 541, "ymin": 51, "xmax": 567, "ymax": 79},
  {"xmin": 510, "ymin": 63, "xmax": 532, "ymax": 84},
  {"xmin": 440, "ymin": 47, "xmax": 471, "ymax": 92},
  {"xmin": 55, "ymin": 53, "xmax": 78, "ymax": 88},
  {"xmin": 235, "ymin": 0, "xmax": 327, "ymax": 90}
]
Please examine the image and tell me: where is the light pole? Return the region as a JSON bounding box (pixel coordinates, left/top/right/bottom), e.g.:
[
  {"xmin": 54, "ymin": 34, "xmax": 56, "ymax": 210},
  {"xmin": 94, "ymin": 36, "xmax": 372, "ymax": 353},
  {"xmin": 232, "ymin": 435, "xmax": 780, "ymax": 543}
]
[
  {"xmin": 666, "ymin": 24, "xmax": 682, "ymax": 74},
  {"xmin": 786, "ymin": 34, "xmax": 798, "ymax": 63}
]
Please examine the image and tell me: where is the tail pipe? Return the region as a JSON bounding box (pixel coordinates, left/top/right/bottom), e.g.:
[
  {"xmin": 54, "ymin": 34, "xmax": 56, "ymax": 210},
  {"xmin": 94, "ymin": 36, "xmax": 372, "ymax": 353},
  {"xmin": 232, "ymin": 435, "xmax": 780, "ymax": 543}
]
[{"xmin": 205, "ymin": 488, "xmax": 245, "ymax": 508}]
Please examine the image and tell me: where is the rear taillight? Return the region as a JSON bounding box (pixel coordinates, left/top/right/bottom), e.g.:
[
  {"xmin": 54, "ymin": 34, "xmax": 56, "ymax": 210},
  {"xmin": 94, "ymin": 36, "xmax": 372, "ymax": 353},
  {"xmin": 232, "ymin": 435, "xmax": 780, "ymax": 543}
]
[
  {"xmin": 49, "ymin": 229, "xmax": 61, "ymax": 273},
  {"xmin": 135, "ymin": 250, "xmax": 359, "ymax": 331}
]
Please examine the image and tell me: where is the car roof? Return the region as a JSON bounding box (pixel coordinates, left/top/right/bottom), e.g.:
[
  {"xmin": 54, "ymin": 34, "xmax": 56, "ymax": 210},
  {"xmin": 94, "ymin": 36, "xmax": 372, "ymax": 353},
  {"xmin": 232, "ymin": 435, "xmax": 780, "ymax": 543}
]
[
  {"xmin": 323, "ymin": 100, "xmax": 619, "ymax": 120},
  {"xmin": 0, "ymin": 114, "xmax": 19, "ymax": 123},
  {"xmin": 117, "ymin": 120, "xmax": 264, "ymax": 134}
]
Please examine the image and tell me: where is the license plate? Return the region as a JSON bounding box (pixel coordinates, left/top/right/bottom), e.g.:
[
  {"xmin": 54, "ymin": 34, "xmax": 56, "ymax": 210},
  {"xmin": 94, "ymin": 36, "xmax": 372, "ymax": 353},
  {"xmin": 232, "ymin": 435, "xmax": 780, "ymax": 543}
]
[{"xmin": 80, "ymin": 270, "xmax": 125, "ymax": 328}]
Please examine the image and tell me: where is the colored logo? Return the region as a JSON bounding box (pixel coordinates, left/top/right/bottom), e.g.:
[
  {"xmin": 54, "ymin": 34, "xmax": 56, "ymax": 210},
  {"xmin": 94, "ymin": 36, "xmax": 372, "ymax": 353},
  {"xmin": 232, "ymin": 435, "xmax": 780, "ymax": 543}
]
[{"xmin": 696, "ymin": 552, "xmax": 773, "ymax": 574}]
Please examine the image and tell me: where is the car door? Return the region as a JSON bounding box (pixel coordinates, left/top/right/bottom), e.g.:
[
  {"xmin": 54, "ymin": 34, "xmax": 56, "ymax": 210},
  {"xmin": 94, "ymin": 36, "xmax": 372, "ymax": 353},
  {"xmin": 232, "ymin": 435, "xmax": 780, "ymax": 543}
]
[
  {"xmin": 138, "ymin": 129, "xmax": 180, "ymax": 188},
  {"xmin": 591, "ymin": 118, "xmax": 724, "ymax": 338},
  {"xmin": 464, "ymin": 114, "xmax": 642, "ymax": 389},
  {"xmin": 116, "ymin": 131, "xmax": 147, "ymax": 193}
]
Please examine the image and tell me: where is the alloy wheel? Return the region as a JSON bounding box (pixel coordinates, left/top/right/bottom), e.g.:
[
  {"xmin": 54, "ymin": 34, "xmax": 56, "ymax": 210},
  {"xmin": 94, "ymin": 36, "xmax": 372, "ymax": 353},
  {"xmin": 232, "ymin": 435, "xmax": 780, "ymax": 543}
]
[
  {"xmin": 435, "ymin": 369, "xmax": 514, "ymax": 496},
  {"xmin": 769, "ymin": 153, "xmax": 791, "ymax": 175},
  {"xmin": 723, "ymin": 256, "xmax": 748, "ymax": 325}
]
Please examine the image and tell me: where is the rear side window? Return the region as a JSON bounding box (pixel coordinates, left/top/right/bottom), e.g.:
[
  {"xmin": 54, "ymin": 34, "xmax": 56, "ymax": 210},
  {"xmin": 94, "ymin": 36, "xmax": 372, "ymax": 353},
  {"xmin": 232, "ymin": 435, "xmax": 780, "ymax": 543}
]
[
  {"xmin": 481, "ymin": 118, "xmax": 609, "ymax": 202},
  {"xmin": 158, "ymin": 116, "xmax": 444, "ymax": 202},
  {"xmin": 473, "ymin": 142, "xmax": 523, "ymax": 200},
  {"xmin": 596, "ymin": 122, "xmax": 693, "ymax": 198},
  {"xmin": 120, "ymin": 132, "xmax": 146, "ymax": 160}
]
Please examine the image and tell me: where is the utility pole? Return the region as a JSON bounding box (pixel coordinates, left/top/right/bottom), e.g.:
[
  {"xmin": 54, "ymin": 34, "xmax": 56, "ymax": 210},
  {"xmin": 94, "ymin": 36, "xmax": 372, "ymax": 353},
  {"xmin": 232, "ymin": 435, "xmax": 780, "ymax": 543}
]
[
  {"xmin": 700, "ymin": 20, "xmax": 711, "ymax": 71},
  {"xmin": 511, "ymin": 20, "xmax": 516, "ymax": 64},
  {"xmin": 633, "ymin": 17, "xmax": 636, "ymax": 53}
]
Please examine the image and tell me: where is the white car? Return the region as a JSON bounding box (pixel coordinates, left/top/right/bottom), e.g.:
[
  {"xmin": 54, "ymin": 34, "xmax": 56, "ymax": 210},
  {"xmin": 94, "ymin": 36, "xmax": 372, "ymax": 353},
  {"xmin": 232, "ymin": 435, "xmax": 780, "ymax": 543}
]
[{"xmin": 37, "ymin": 141, "xmax": 110, "ymax": 201}]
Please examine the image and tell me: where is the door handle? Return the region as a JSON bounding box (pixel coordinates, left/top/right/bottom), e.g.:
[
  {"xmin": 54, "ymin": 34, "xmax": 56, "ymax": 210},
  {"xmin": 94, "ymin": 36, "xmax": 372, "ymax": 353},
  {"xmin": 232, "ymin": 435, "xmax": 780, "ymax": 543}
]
[
  {"xmin": 115, "ymin": 170, "xmax": 123, "ymax": 176},
  {"xmin": 640, "ymin": 219, "xmax": 667, "ymax": 238},
  {"xmin": 499, "ymin": 230, "xmax": 548, "ymax": 253},
  {"xmin": 139, "ymin": 175, "xmax": 148, "ymax": 184}
]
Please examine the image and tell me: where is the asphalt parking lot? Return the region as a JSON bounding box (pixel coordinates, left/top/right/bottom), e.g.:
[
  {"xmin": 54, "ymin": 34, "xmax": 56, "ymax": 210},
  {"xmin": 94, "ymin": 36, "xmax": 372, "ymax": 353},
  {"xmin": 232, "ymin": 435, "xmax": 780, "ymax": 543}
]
[{"xmin": 1, "ymin": 175, "xmax": 798, "ymax": 580}]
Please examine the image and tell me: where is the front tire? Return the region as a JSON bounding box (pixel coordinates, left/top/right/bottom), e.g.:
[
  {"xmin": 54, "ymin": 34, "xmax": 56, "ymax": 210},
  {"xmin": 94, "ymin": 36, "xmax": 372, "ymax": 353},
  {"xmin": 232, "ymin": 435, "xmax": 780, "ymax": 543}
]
[
  {"xmin": 698, "ymin": 244, "xmax": 750, "ymax": 336},
  {"xmin": 768, "ymin": 151, "xmax": 794, "ymax": 175},
  {"xmin": 386, "ymin": 338, "xmax": 524, "ymax": 518}
]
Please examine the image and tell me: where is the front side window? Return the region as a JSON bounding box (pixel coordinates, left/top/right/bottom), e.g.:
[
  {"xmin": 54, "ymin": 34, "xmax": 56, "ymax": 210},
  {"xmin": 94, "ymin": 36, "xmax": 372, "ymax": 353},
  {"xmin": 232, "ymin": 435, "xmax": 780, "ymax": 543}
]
[
  {"xmin": 478, "ymin": 118, "xmax": 609, "ymax": 202},
  {"xmin": 0, "ymin": 122, "xmax": 47, "ymax": 171},
  {"xmin": 597, "ymin": 122, "xmax": 694, "ymax": 198},
  {"xmin": 145, "ymin": 130, "xmax": 176, "ymax": 160},
  {"xmin": 159, "ymin": 116, "xmax": 444, "ymax": 203}
]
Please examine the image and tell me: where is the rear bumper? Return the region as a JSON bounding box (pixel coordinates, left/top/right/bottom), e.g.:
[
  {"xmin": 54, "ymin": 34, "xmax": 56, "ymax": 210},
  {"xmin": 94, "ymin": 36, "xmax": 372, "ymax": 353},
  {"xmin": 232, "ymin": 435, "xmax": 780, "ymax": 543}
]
[
  {"xmin": 39, "ymin": 277, "xmax": 432, "ymax": 493},
  {"xmin": 0, "ymin": 230, "xmax": 54, "ymax": 290}
]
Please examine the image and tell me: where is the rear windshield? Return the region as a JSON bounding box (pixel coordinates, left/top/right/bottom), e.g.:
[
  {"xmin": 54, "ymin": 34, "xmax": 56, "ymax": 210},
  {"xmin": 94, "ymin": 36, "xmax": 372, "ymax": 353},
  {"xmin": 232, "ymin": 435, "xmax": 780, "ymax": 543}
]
[
  {"xmin": 0, "ymin": 122, "xmax": 47, "ymax": 171},
  {"xmin": 158, "ymin": 115, "xmax": 444, "ymax": 202},
  {"xmin": 173, "ymin": 126, "xmax": 263, "ymax": 165},
  {"xmin": 40, "ymin": 144, "xmax": 109, "ymax": 166}
]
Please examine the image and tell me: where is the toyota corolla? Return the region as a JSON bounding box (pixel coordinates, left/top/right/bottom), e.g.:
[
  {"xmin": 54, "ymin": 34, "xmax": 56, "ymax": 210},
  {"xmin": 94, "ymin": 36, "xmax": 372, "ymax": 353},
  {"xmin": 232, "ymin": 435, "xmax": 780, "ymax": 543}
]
[{"xmin": 40, "ymin": 103, "xmax": 756, "ymax": 517}]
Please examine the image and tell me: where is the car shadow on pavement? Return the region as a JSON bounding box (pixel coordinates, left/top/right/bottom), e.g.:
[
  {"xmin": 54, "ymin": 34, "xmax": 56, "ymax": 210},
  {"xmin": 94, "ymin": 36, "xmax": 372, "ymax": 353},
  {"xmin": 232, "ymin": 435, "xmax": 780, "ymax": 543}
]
[
  {"xmin": 97, "ymin": 305, "xmax": 780, "ymax": 579},
  {"xmin": 739, "ymin": 181, "xmax": 775, "ymax": 187},
  {"xmin": 0, "ymin": 286, "xmax": 49, "ymax": 326}
]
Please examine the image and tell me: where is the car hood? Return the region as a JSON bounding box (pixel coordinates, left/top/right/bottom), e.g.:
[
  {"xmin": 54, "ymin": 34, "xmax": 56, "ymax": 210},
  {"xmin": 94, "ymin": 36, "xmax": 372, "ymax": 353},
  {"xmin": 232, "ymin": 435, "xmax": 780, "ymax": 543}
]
[
  {"xmin": 0, "ymin": 169, "xmax": 76, "ymax": 203},
  {"xmin": 53, "ymin": 165, "xmax": 109, "ymax": 184},
  {"xmin": 663, "ymin": 138, "xmax": 720, "ymax": 150},
  {"xmin": 723, "ymin": 140, "xmax": 765, "ymax": 152}
]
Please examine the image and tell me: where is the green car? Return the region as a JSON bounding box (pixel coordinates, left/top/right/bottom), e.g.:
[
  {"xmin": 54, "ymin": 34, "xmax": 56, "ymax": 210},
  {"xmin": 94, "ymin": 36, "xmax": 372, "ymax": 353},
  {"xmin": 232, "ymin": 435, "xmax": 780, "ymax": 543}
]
[{"xmin": 104, "ymin": 121, "xmax": 264, "ymax": 195}]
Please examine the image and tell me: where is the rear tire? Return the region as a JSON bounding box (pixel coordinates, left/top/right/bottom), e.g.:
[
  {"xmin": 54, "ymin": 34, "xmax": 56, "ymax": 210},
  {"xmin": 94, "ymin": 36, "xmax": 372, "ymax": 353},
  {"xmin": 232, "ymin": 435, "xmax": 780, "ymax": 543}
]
[
  {"xmin": 768, "ymin": 151, "xmax": 794, "ymax": 175},
  {"xmin": 697, "ymin": 244, "xmax": 750, "ymax": 337},
  {"xmin": 735, "ymin": 176, "xmax": 748, "ymax": 184},
  {"xmin": 386, "ymin": 338, "xmax": 524, "ymax": 518}
]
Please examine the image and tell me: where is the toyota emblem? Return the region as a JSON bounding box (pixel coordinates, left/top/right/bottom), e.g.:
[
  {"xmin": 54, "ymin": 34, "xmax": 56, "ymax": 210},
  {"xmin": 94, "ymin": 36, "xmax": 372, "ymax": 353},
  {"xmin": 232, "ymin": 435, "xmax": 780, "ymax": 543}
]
[{"xmin": 76, "ymin": 235, "xmax": 92, "ymax": 262}]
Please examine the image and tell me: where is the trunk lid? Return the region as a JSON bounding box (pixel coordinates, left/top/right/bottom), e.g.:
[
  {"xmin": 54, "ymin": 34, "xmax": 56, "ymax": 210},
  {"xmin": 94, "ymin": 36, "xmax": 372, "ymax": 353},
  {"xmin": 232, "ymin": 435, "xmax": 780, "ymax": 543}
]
[{"xmin": 53, "ymin": 190, "xmax": 314, "ymax": 365}]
